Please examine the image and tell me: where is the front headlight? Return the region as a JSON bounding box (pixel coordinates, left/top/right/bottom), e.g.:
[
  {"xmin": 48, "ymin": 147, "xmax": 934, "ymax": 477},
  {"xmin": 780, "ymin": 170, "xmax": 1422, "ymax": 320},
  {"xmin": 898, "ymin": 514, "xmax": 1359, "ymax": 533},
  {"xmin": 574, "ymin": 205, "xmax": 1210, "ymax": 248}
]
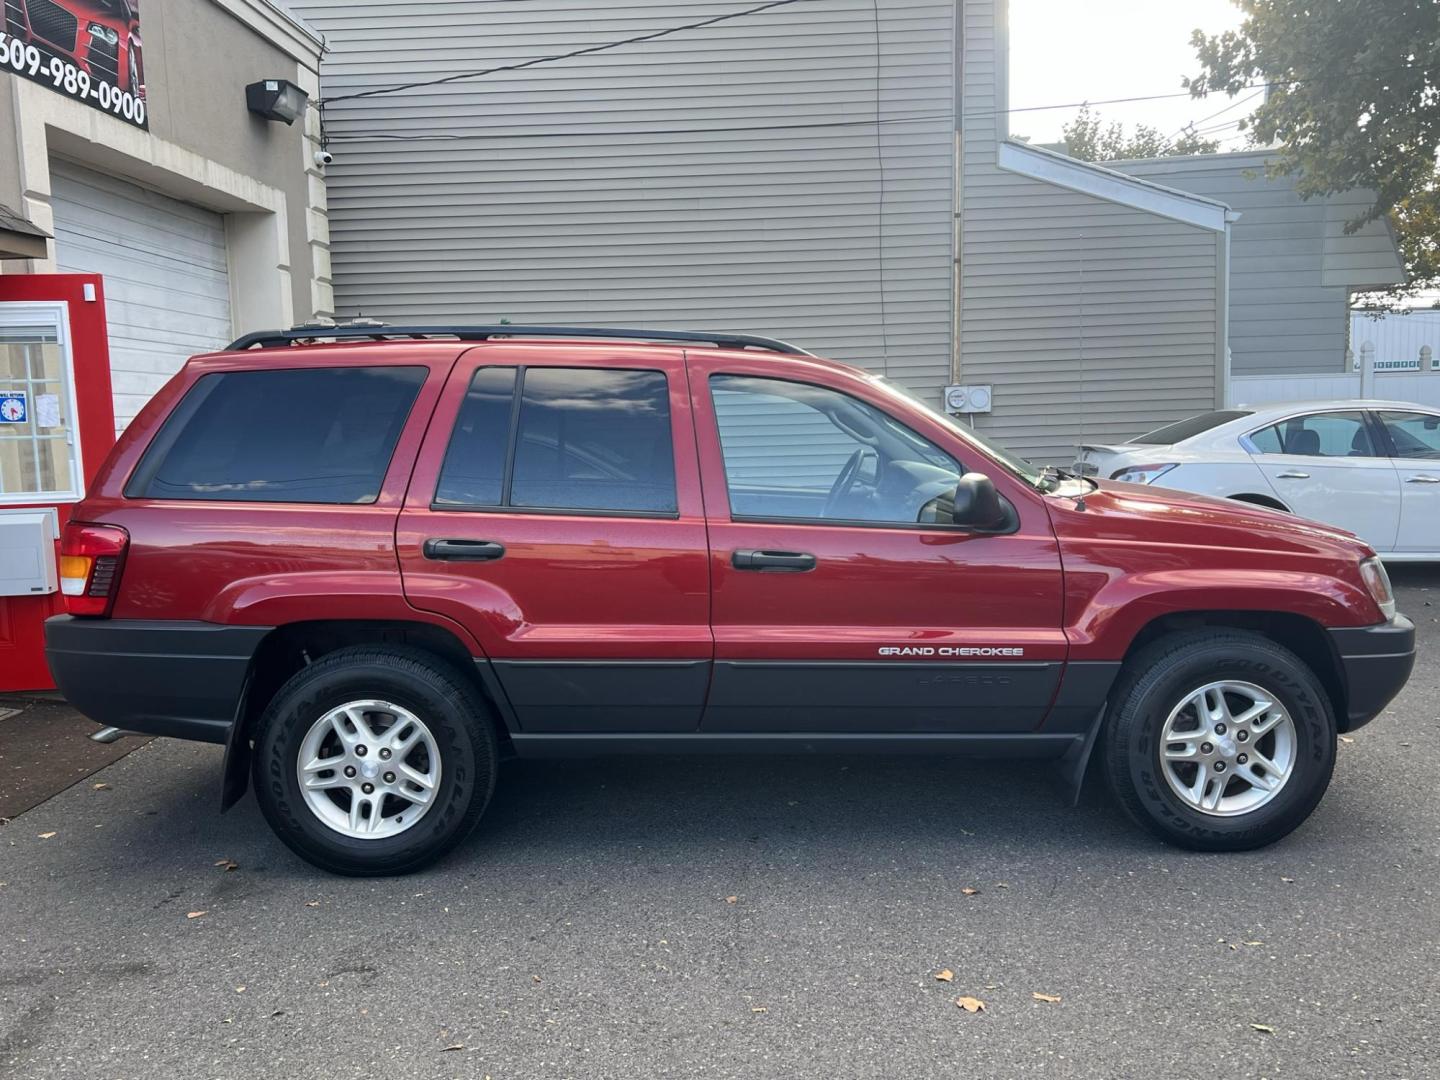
[
  {"xmin": 88, "ymin": 22, "xmax": 120, "ymax": 46},
  {"xmin": 1110, "ymin": 462, "xmax": 1178, "ymax": 485},
  {"xmin": 1359, "ymin": 556, "xmax": 1396, "ymax": 622}
]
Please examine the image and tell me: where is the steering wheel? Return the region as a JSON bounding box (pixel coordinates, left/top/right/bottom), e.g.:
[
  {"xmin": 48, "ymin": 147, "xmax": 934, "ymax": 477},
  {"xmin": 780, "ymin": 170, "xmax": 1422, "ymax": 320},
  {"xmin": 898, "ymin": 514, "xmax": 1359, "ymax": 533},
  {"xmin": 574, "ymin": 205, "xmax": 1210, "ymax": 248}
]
[{"xmin": 824, "ymin": 448, "xmax": 873, "ymax": 518}]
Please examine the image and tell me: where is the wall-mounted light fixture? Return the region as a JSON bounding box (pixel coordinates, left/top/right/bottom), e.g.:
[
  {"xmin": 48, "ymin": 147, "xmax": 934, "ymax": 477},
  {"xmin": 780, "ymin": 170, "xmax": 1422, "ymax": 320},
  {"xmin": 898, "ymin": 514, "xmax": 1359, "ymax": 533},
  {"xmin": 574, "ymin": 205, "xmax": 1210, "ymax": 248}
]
[{"xmin": 245, "ymin": 79, "xmax": 308, "ymax": 125}]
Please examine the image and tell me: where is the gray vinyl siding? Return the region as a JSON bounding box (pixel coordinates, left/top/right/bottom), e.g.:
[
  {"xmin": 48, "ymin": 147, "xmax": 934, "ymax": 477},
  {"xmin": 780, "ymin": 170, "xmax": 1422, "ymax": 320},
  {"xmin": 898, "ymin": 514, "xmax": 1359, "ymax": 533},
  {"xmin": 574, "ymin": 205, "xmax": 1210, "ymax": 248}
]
[
  {"xmin": 957, "ymin": 0, "xmax": 1222, "ymax": 464},
  {"xmin": 289, "ymin": 0, "xmax": 955, "ymax": 401},
  {"xmin": 1115, "ymin": 153, "xmax": 1404, "ymax": 378}
]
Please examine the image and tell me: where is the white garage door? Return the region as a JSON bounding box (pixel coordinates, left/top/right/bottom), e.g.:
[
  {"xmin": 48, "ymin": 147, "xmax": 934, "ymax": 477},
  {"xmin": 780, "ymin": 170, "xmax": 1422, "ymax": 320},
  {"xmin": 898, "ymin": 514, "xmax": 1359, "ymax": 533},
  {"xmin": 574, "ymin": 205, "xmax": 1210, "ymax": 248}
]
[{"xmin": 50, "ymin": 160, "xmax": 231, "ymax": 432}]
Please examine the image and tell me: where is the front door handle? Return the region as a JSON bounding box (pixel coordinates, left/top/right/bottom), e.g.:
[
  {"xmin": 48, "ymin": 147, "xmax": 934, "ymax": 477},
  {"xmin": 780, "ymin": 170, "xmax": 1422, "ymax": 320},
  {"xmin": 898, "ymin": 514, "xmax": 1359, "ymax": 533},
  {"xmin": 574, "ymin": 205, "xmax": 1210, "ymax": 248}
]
[
  {"xmin": 1275, "ymin": 471, "xmax": 1310, "ymax": 479},
  {"xmin": 423, "ymin": 538, "xmax": 506, "ymax": 561},
  {"xmin": 1405, "ymin": 474, "xmax": 1440, "ymax": 484},
  {"xmin": 732, "ymin": 549, "xmax": 816, "ymax": 572}
]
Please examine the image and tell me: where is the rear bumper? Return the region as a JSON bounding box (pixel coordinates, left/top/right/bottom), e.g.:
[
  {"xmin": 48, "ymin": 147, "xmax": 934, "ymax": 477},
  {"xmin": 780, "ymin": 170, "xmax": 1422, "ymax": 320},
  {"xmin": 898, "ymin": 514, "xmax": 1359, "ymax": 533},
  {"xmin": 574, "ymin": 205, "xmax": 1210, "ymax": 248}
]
[
  {"xmin": 1328, "ymin": 614, "xmax": 1416, "ymax": 732},
  {"xmin": 44, "ymin": 616, "xmax": 269, "ymax": 743}
]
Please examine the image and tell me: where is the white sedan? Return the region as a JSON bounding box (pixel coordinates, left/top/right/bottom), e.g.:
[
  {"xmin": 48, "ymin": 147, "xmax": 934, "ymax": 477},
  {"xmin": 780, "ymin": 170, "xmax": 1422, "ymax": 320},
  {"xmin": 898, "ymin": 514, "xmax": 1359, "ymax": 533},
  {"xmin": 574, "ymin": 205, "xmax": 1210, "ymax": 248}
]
[{"xmin": 1073, "ymin": 400, "xmax": 1440, "ymax": 561}]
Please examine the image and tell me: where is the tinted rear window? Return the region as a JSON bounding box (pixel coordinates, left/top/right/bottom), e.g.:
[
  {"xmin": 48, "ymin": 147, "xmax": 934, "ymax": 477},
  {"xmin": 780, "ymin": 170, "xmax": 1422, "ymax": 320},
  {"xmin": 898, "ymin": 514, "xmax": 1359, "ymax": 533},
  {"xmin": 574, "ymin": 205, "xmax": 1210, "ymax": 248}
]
[
  {"xmin": 126, "ymin": 366, "xmax": 426, "ymax": 503},
  {"xmin": 1132, "ymin": 410, "xmax": 1253, "ymax": 445}
]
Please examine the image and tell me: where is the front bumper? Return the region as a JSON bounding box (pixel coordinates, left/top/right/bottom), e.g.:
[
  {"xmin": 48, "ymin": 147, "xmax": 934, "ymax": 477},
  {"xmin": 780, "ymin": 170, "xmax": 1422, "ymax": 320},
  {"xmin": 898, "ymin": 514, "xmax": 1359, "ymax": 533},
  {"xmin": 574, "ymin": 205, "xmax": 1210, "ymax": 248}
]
[
  {"xmin": 1328, "ymin": 614, "xmax": 1416, "ymax": 732},
  {"xmin": 44, "ymin": 616, "xmax": 269, "ymax": 744}
]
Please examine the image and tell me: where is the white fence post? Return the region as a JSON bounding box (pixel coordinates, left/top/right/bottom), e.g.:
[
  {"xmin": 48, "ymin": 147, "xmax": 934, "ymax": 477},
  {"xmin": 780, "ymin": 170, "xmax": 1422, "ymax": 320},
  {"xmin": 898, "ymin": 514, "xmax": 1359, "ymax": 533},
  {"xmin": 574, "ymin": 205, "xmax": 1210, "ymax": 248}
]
[{"xmin": 1359, "ymin": 341, "xmax": 1376, "ymax": 396}]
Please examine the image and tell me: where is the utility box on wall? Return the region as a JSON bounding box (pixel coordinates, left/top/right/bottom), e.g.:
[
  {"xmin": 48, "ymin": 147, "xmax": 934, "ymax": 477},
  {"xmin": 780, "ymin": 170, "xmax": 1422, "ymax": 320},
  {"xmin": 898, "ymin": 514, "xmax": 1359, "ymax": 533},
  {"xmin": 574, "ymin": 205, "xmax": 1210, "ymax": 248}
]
[{"xmin": 0, "ymin": 509, "xmax": 60, "ymax": 596}]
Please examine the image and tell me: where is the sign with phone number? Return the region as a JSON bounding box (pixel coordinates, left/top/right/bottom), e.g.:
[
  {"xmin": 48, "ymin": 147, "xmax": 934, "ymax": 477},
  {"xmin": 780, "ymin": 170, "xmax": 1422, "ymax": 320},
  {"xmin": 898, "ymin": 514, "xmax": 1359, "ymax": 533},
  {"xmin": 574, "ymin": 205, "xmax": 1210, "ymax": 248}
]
[{"xmin": 0, "ymin": 28, "xmax": 146, "ymax": 130}]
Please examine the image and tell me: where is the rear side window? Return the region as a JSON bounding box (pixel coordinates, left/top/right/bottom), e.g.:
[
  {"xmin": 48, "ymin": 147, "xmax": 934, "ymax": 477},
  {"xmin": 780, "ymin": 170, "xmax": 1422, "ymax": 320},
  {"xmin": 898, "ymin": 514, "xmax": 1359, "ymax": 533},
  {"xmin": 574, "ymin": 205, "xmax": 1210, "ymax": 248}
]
[
  {"xmin": 126, "ymin": 366, "xmax": 426, "ymax": 504},
  {"xmin": 435, "ymin": 366, "xmax": 677, "ymax": 515},
  {"xmin": 1132, "ymin": 410, "xmax": 1252, "ymax": 445},
  {"xmin": 1247, "ymin": 411, "xmax": 1375, "ymax": 458}
]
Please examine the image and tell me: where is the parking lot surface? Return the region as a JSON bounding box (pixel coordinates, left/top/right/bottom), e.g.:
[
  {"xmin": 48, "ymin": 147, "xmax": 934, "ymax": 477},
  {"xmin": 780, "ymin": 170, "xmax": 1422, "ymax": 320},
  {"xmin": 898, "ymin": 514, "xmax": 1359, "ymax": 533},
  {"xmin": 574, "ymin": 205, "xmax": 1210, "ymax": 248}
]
[{"xmin": 1, "ymin": 568, "xmax": 1436, "ymax": 1079}]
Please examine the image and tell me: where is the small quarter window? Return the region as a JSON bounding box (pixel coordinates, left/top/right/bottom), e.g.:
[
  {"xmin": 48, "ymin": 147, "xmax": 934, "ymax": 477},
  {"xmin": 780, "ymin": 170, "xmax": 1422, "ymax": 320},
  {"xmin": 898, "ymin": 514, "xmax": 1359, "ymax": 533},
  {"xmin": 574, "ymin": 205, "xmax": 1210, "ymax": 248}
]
[
  {"xmin": 126, "ymin": 366, "xmax": 426, "ymax": 504},
  {"xmin": 435, "ymin": 367, "xmax": 516, "ymax": 507}
]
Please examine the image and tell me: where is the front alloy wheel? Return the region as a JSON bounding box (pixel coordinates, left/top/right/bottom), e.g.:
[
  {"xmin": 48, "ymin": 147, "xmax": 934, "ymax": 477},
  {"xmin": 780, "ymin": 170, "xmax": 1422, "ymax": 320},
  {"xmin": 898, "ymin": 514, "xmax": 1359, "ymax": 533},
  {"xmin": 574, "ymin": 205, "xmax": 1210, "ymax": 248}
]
[
  {"xmin": 1158, "ymin": 680, "xmax": 1296, "ymax": 816},
  {"xmin": 1104, "ymin": 630, "xmax": 1336, "ymax": 851}
]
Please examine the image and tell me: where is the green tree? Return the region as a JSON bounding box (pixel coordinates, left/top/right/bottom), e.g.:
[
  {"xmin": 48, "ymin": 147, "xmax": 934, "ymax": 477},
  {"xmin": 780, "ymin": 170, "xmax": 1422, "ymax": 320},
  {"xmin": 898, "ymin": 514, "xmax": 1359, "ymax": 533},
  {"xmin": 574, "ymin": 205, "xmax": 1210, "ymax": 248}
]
[
  {"xmin": 1189, "ymin": 0, "xmax": 1440, "ymax": 304},
  {"xmin": 1061, "ymin": 104, "xmax": 1221, "ymax": 162}
]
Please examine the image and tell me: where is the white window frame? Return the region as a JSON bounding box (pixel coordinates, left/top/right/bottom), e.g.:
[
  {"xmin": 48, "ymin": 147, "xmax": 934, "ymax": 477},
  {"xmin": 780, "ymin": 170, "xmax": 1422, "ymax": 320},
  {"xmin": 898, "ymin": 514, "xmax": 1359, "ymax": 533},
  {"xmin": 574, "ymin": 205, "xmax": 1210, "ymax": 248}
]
[{"xmin": 0, "ymin": 300, "xmax": 85, "ymax": 504}]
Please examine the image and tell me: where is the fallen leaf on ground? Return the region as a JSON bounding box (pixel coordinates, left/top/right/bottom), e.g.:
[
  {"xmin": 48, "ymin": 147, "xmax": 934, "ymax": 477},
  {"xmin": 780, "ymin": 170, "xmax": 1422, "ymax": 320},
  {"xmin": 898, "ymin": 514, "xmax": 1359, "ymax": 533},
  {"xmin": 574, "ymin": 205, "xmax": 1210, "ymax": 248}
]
[
  {"xmin": 37, "ymin": 832, "xmax": 56, "ymax": 839},
  {"xmin": 1340, "ymin": 736, "xmax": 1355, "ymax": 744},
  {"xmin": 1250, "ymin": 1023, "xmax": 1275, "ymax": 1034},
  {"xmin": 955, "ymin": 996, "xmax": 986, "ymax": 1013},
  {"xmin": 1032, "ymin": 992, "xmax": 1061, "ymax": 1003},
  {"xmin": 304, "ymin": 900, "xmax": 320, "ymax": 907},
  {"xmin": 996, "ymin": 882, "xmax": 1009, "ymax": 889},
  {"xmin": 724, "ymin": 896, "xmax": 738, "ymax": 904},
  {"xmin": 235, "ymin": 986, "xmax": 246, "ymax": 993},
  {"xmin": 935, "ymin": 969, "xmax": 954, "ymax": 982},
  {"xmin": 186, "ymin": 910, "xmax": 208, "ymax": 919},
  {"xmin": 215, "ymin": 859, "xmax": 239, "ymax": 871},
  {"xmin": 92, "ymin": 783, "xmax": 111, "ymax": 791},
  {"xmin": 441, "ymin": 1044, "xmax": 464, "ymax": 1052},
  {"xmin": 961, "ymin": 887, "xmax": 979, "ymax": 896},
  {"xmin": 1280, "ymin": 877, "xmax": 1295, "ymax": 883}
]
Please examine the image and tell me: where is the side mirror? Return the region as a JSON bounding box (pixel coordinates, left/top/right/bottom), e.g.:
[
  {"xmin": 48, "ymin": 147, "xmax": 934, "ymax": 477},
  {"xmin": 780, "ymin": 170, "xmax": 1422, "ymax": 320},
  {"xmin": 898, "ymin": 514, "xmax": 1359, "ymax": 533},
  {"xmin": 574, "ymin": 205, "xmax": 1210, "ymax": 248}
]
[{"xmin": 947, "ymin": 472, "xmax": 1010, "ymax": 531}]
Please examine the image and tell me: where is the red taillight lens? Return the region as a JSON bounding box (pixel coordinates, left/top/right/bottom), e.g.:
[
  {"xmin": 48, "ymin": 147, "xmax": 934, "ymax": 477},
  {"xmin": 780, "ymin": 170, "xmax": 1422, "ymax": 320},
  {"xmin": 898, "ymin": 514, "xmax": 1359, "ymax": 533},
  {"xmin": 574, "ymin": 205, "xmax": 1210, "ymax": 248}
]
[{"xmin": 59, "ymin": 522, "xmax": 129, "ymax": 617}]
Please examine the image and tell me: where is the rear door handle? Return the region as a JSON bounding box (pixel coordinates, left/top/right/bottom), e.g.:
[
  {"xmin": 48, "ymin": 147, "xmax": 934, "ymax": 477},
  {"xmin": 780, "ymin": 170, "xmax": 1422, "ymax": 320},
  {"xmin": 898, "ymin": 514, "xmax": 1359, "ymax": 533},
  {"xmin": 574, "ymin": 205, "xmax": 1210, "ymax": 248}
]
[
  {"xmin": 732, "ymin": 549, "xmax": 816, "ymax": 572},
  {"xmin": 423, "ymin": 538, "xmax": 506, "ymax": 561},
  {"xmin": 1275, "ymin": 471, "xmax": 1310, "ymax": 479},
  {"xmin": 1405, "ymin": 474, "xmax": 1440, "ymax": 484}
]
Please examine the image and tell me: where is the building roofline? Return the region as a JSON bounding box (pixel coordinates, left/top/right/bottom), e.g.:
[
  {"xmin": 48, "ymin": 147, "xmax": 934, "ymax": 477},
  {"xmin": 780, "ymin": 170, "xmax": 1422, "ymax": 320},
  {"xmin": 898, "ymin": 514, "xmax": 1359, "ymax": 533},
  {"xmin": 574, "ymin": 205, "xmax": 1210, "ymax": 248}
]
[{"xmin": 997, "ymin": 140, "xmax": 1233, "ymax": 231}]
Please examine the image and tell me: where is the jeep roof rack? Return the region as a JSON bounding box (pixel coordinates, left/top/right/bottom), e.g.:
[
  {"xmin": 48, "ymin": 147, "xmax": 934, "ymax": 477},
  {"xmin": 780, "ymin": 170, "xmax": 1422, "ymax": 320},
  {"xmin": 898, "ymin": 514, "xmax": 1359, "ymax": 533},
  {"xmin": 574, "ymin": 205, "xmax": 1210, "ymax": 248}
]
[{"xmin": 224, "ymin": 323, "xmax": 813, "ymax": 356}]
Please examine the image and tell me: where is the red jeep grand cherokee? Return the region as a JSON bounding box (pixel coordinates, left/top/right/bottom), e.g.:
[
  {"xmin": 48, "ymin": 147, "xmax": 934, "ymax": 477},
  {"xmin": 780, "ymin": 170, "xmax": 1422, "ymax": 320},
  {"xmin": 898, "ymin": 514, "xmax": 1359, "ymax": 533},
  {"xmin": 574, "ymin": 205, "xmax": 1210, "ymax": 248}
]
[{"xmin": 45, "ymin": 326, "xmax": 1416, "ymax": 875}]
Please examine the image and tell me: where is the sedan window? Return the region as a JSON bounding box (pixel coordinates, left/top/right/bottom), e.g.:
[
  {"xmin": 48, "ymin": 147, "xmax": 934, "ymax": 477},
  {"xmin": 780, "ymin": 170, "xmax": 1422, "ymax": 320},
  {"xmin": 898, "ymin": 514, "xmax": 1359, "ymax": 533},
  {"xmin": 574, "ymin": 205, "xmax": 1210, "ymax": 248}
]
[
  {"xmin": 1378, "ymin": 411, "xmax": 1440, "ymax": 460},
  {"xmin": 1247, "ymin": 411, "xmax": 1375, "ymax": 458},
  {"xmin": 1132, "ymin": 410, "xmax": 1252, "ymax": 445}
]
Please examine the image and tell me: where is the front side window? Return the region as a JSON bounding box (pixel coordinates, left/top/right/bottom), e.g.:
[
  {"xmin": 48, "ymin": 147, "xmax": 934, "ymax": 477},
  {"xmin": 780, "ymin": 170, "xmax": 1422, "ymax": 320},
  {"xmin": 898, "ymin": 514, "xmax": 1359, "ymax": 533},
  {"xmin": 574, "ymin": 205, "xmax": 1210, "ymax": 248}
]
[
  {"xmin": 126, "ymin": 366, "xmax": 426, "ymax": 503},
  {"xmin": 710, "ymin": 374, "xmax": 961, "ymax": 525},
  {"xmin": 1247, "ymin": 411, "xmax": 1376, "ymax": 458},
  {"xmin": 435, "ymin": 366, "xmax": 677, "ymax": 515},
  {"xmin": 1378, "ymin": 411, "xmax": 1440, "ymax": 460}
]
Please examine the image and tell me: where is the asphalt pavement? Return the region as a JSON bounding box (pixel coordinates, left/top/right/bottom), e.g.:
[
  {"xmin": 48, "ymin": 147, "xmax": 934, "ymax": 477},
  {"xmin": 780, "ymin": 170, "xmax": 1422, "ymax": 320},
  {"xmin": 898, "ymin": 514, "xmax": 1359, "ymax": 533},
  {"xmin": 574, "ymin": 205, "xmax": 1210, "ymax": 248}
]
[{"xmin": 1, "ymin": 568, "xmax": 1437, "ymax": 1079}]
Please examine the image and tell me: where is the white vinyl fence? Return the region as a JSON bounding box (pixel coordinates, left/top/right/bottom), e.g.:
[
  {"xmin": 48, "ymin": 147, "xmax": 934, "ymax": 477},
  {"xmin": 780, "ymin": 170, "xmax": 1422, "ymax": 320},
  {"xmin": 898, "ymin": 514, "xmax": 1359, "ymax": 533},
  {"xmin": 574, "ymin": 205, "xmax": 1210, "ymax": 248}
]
[{"xmin": 1230, "ymin": 340, "xmax": 1440, "ymax": 409}]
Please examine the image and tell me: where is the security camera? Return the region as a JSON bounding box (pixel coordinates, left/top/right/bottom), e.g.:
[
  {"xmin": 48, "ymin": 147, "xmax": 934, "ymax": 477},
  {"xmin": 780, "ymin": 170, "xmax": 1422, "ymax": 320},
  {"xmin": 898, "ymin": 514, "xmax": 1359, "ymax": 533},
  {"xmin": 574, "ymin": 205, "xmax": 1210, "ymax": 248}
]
[{"xmin": 314, "ymin": 149, "xmax": 334, "ymax": 167}]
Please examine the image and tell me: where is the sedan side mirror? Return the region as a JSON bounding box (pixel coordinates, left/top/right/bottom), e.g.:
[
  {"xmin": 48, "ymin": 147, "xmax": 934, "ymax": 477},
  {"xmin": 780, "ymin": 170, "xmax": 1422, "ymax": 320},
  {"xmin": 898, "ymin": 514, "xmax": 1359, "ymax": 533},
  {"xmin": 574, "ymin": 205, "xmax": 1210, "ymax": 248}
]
[{"xmin": 947, "ymin": 472, "xmax": 1012, "ymax": 531}]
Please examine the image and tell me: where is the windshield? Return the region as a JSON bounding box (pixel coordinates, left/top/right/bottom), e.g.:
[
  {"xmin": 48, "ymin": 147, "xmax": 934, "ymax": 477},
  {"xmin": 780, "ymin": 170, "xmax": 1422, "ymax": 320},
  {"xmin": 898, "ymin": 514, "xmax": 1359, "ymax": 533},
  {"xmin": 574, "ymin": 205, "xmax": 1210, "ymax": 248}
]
[
  {"xmin": 869, "ymin": 376, "xmax": 1050, "ymax": 489},
  {"xmin": 1132, "ymin": 409, "xmax": 1252, "ymax": 445}
]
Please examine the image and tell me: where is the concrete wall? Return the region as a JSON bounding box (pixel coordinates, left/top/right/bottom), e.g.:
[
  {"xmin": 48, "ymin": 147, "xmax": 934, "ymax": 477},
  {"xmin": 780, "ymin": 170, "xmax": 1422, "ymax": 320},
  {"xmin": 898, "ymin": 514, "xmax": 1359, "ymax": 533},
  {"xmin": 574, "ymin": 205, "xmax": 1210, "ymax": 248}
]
[{"xmin": 0, "ymin": 0, "xmax": 333, "ymax": 328}]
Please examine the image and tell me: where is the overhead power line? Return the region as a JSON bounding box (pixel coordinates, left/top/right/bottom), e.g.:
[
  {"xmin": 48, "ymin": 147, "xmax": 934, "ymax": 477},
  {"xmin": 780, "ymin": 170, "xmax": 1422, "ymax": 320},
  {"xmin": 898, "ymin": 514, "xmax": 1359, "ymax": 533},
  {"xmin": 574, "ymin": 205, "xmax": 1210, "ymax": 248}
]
[{"xmin": 320, "ymin": 0, "xmax": 818, "ymax": 105}]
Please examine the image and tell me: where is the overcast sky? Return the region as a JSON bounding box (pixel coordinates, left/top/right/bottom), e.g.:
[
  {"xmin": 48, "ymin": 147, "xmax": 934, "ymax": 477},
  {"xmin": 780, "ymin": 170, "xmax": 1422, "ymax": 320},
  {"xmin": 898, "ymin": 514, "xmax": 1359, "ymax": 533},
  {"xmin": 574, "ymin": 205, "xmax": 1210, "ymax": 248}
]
[{"xmin": 1007, "ymin": 0, "xmax": 1255, "ymax": 149}]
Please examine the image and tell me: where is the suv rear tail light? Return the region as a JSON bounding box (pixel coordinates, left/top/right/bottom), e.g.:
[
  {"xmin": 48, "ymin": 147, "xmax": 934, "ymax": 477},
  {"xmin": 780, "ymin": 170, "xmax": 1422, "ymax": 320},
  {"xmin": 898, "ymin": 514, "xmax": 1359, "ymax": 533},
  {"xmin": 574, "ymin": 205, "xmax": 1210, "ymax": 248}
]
[{"xmin": 59, "ymin": 522, "xmax": 129, "ymax": 617}]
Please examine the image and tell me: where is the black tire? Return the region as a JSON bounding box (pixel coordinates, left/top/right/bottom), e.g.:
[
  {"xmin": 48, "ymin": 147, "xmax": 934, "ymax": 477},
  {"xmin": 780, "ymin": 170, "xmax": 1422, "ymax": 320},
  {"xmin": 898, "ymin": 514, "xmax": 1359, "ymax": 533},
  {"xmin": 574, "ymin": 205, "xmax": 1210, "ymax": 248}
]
[
  {"xmin": 251, "ymin": 646, "xmax": 498, "ymax": 876},
  {"xmin": 1103, "ymin": 630, "xmax": 1336, "ymax": 851}
]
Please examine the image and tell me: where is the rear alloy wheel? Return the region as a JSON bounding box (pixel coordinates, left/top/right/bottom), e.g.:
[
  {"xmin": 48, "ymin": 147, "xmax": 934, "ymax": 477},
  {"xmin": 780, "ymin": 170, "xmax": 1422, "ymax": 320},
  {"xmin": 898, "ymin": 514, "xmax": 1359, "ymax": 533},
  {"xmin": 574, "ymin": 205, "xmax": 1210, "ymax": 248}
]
[
  {"xmin": 1104, "ymin": 630, "xmax": 1336, "ymax": 851},
  {"xmin": 253, "ymin": 647, "xmax": 497, "ymax": 875},
  {"xmin": 297, "ymin": 700, "xmax": 443, "ymax": 839}
]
